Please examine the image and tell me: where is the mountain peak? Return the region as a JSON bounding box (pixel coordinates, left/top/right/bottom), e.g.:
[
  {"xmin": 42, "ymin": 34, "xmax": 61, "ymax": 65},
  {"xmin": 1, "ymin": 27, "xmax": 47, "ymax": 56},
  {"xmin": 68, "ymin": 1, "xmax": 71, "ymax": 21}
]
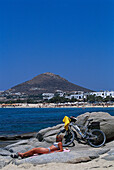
[
  {"xmin": 39, "ymin": 72, "xmax": 66, "ymax": 81},
  {"xmin": 43, "ymin": 72, "xmax": 55, "ymax": 76},
  {"xmin": 10, "ymin": 73, "xmax": 92, "ymax": 95}
]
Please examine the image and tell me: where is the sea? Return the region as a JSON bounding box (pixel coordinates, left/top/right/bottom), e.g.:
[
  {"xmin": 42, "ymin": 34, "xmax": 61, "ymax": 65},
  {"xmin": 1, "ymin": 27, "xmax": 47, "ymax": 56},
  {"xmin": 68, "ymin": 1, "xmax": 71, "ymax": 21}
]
[{"xmin": 0, "ymin": 107, "xmax": 114, "ymax": 136}]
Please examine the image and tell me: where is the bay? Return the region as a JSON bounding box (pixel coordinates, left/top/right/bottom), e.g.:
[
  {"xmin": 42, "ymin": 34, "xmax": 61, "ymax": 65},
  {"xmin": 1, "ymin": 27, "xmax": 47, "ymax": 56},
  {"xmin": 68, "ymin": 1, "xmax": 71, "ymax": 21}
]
[{"xmin": 0, "ymin": 107, "xmax": 114, "ymax": 136}]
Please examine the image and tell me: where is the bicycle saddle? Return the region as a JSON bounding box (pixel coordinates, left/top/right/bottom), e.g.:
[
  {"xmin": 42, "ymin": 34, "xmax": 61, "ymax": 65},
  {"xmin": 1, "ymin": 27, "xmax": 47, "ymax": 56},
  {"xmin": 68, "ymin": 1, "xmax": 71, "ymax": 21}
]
[{"xmin": 70, "ymin": 116, "xmax": 77, "ymax": 122}]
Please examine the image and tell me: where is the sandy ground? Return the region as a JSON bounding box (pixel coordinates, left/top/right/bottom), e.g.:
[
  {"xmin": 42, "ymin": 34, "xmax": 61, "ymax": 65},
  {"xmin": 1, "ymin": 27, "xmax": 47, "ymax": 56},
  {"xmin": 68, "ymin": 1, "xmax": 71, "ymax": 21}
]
[
  {"xmin": 0, "ymin": 103, "xmax": 114, "ymax": 108},
  {"xmin": 0, "ymin": 104, "xmax": 114, "ymax": 108},
  {"xmin": 2, "ymin": 153, "xmax": 114, "ymax": 170}
]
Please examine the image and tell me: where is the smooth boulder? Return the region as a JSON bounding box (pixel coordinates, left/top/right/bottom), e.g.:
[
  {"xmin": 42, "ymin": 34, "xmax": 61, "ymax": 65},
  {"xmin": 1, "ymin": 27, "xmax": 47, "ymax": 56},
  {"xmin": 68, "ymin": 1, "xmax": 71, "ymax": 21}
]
[
  {"xmin": 36, "ymin": 112, "xmax": 114, "ymax": 142},
  {"xmin": 76, "ymin": 112, "xmax": 114, "ymax": 141}
]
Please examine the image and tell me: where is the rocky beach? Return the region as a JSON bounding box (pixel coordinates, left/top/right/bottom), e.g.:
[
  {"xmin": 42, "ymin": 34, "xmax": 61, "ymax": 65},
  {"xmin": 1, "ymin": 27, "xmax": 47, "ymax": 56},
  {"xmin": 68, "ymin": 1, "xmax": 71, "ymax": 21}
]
[
  {"xmin": 0, "ymin": 111, "xmax": 114, "ymax": 169},
  {"xmin": 1, "ymin": 1, "xmax": 114, "ymax": 170}
]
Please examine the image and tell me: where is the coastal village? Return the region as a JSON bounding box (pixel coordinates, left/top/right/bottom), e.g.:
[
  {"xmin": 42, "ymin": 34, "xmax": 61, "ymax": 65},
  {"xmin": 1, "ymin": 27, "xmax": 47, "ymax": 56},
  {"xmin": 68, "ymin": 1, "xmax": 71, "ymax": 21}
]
[
  {"xmin": 0, "ymin": 90, "xmax": 114, "ymax": 108},
  {"xmin": 0, "ymin": 72, "xmax": 113, "ymax": 108}
]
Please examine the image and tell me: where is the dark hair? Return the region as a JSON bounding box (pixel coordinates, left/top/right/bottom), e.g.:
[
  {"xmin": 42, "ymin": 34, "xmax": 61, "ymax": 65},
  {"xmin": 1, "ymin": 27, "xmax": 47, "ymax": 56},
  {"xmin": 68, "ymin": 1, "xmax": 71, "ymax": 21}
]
[{"xmin": 56, "ymin": 134, "xmax": 64, "ymax": 142}]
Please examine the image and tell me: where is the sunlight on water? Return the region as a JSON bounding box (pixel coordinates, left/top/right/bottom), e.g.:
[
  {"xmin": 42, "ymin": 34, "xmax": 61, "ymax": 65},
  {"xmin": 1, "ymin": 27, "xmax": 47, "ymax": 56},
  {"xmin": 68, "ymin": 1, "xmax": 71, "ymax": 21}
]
[{"xmin": 0, "ymin": 108, "xmax": 114, "ymax": 135}]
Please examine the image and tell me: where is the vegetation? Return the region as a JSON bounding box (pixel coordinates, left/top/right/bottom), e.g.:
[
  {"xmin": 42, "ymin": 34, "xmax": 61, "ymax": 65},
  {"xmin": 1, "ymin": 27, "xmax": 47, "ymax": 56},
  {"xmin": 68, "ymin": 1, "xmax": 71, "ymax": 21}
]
[
  {"xmin": 46, "ymin": 96, "xmax": 77, "ymax": 103},
  {"xmin": 0, "ymin": 94, "xmax": 114, "ymax": 104},
  {"xmin": 86, "ymin": 95, "xmax": 114, "ymax": 103}
]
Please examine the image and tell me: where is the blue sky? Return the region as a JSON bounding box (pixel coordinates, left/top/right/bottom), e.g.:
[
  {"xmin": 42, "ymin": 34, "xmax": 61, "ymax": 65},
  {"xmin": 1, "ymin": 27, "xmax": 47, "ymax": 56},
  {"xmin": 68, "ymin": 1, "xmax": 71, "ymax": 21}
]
[{"xmin": 0, "ymin": 0, "xmax": 114, "ymax": 91}]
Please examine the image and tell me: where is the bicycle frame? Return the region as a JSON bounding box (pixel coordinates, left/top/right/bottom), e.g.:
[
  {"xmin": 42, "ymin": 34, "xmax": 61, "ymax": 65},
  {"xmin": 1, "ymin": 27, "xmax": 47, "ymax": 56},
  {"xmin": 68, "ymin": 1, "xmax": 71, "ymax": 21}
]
[{"xmin": 69, "ymin": 121, "xmax": 90, "ymax": 139}]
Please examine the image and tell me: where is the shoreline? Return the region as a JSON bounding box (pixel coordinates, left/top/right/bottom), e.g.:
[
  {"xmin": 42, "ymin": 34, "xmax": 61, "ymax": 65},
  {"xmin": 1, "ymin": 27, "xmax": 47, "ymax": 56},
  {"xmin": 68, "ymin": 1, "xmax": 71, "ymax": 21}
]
[
  {"xmin": 1, "ymin": 140, "xmax": 114, "ymax": 170},
  {"xmin": 0, "ymin": 103, "xmax": 114, "ymax": 108},
  {"xmin": 0, "ymin": 112, "xmax": 114, "ymax": 169}
]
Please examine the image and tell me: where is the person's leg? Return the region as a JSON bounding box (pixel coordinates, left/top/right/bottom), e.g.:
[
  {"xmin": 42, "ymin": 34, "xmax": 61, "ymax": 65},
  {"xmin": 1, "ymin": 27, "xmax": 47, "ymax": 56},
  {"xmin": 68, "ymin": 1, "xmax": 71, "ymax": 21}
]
[{"xmin": 18, "ymin": 147, "xmax": 49, "ymax": 158}]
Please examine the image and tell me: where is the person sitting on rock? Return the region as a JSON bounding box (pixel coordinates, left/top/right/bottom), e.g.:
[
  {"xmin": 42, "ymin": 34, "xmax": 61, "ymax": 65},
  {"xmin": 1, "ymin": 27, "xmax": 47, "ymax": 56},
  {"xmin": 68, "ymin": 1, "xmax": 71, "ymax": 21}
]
[{"xmin": 17, "ymin": 135, "xmax": 64, "ymax": 158}]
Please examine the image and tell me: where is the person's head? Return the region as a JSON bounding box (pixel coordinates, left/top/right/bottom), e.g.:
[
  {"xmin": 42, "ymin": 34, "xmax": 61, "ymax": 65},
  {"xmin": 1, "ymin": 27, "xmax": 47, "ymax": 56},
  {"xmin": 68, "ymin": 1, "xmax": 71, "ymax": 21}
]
[{"xmin": 56, "ymin": 135, "xmax": 64, "ymax": 142}]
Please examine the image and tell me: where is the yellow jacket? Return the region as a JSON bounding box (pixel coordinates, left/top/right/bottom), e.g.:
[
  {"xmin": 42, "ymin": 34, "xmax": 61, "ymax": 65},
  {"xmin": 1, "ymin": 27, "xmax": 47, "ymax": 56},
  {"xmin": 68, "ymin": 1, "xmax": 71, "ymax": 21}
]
[{"xmin": 63, "ymin": 116, "xmax": 71, "ymax": 131}]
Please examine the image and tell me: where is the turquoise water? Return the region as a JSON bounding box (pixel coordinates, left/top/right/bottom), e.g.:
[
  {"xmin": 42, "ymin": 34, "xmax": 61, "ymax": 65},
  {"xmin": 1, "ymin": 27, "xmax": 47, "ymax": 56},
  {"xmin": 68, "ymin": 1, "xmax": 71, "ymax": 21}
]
[{"xmin": 0, "ymin": 107, "xmax": 114, "ymax": 136}]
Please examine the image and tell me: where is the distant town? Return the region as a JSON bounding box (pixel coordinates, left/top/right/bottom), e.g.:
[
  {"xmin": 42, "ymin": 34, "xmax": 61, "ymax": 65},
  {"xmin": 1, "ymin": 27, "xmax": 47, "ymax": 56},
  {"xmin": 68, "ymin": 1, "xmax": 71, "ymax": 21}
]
[
  {"xmin": 0, "ymin": 73, "xmax": 114, "ymax": 108},
  {"xmin": 0, "ymin": 89, "xmax": 114, "ymax": 108}
]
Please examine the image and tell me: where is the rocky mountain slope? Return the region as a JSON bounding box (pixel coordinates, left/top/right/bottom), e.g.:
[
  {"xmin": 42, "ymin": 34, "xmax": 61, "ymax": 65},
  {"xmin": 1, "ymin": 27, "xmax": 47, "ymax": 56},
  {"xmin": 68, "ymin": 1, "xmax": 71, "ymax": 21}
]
[{"xmin": 8, "ymin": 72, "xmax": 92, "ymax": 95}]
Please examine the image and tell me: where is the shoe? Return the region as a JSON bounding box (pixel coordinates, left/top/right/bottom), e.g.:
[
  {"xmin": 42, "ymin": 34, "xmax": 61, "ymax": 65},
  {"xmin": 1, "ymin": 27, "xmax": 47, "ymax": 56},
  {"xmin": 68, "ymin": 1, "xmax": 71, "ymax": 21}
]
[{"xmin": 10, "ymin": 153, "xmax": 19, "ymax": 158}]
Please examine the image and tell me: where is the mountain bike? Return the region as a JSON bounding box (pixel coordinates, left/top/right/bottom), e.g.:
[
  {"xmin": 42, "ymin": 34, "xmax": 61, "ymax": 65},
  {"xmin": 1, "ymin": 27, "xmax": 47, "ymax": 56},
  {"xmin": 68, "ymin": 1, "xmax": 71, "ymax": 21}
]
[{"xmin": 57, "ymin": 116, "xmax": 106, "ymax": 148}]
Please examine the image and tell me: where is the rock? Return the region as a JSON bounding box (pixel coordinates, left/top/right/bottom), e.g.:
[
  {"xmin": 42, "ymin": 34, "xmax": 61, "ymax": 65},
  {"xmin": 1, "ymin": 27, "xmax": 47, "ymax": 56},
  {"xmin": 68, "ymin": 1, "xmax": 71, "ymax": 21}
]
[
  {"xmin": 44, "ymin": 135, "xmax": 57, "ymax": 143},
  {"xmin": 0, "ymin": 132, "xmax": 36, "ymax": 141},
  {"xmin": 0, "ymin": 112, "xmax": 114, "ymax": 168},
  {"xmin": 36, "ymin": 112, "xmax": 114, "ymax": 143},
  {"xmin": 8, "ymin": 145, "xmax": 34, "ymax": 153},
  {"xmin": 96, "ymin": 148, "xmax": 110, "ymax": 155},
  {"xmin": 104, "ymin": 140, "xmax": 114, "ymax": 150},
  {"xmin": 0, "ymin": 148, "xmax": 11, "ymax": 156},
  {"xmin": 36, "ymin": 124, "xmax": 63, "ymax": 142},
  {"xmin": 14, "ymin": 150, "xmax": 99, "ymax": 166},
  {"xmin": 67, "ymin": 156, "xmax": 91, "ymax": 163},
  {"xmin": 76, "ymin": 112, "xmax": 114, "ymax": 141},
  {"xmin": 0, "ymin": 155, "xmax": 12, "ymax": 169},
  {"xmin": 107, "ymin": 149, "xmax": 114, "ymax": 155},
  {"xmin": 5, "ymin": 140, "xmax": 29, "ymax": 150},
  {"xmin": 20, "ymin": 133, "xmax": 36, "ymax": 139},
  {"xmin": 102, "ymin": 155, "xmax": 114, "ymax": 161},
  {"xmin": 28, "ymin": 139, "xmax": 50, "ymax": 148},
  {"xmin": 100, "ymin": 146, "xmax": 114, "ymax": 161}
]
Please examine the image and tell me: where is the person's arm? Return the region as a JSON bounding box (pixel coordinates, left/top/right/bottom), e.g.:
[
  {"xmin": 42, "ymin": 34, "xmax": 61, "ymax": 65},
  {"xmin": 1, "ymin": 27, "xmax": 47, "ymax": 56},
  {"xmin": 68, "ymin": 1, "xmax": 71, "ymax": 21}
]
[{"xmin": 55, "ymin": 142, "xmax": 63, "ymax": 152}]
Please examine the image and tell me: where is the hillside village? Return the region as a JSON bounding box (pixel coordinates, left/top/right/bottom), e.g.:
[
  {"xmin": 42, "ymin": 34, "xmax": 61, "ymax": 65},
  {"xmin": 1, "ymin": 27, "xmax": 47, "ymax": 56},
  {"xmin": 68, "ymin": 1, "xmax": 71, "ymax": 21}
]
[
  {"xmin": 0, "ymin": 89, "xmax": 114, "ymax": 105},
  {"xmin": 0, "ymin": 73, "xmax": 114, "ymax": 106},
  {"xmin": 43, "ymin": 90, "xmax": 114, "ymax": 100}
]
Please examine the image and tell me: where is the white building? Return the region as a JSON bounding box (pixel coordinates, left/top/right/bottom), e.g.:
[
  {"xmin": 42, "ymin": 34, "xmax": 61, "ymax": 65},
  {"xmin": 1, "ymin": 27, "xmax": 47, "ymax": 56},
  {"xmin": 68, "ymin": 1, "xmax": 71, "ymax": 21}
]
[
  {"xmin": 86, "ymin": 91, "xmax": 114, "ymax": 98},
  {"xmin": 65, "ymin": 91, "xmax": 84, "ymax": 100},
  {"xmin": 105, "ymin": 91, "xmax": 114, "ymax": 98},
  {"xmin": 55, "ymin": 90, "xmax": 65, "ymax": 97},
  {"xmin": 42, "ymin": 93, "xmax": 54, "ymax": 100}
]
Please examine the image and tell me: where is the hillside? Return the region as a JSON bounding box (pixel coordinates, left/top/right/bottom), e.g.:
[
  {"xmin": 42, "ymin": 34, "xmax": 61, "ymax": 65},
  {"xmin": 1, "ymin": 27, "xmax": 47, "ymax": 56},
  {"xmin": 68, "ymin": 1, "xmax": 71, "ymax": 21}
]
[{"xmin": 8, "ymin": 72, "xmax": 92, "ymax": 95}]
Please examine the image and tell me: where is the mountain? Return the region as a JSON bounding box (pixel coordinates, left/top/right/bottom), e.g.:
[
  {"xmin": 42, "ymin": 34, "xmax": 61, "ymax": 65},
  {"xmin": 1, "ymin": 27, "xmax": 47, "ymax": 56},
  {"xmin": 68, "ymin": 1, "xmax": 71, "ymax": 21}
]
[{"xmin": 8, "ymin": 72, "xmax": 92, "ymax": 95}]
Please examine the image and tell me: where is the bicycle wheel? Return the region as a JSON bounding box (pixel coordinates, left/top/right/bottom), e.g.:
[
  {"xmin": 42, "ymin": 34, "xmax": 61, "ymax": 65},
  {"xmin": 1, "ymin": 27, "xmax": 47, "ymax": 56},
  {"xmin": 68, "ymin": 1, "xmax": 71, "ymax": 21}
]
[
  {"xmin": 57, "ymin": 127, "xmax": 75, "ymax": 147},
  {"xmin": 87, "ymin": 129, "xmax": 106, "ymax": 148}
]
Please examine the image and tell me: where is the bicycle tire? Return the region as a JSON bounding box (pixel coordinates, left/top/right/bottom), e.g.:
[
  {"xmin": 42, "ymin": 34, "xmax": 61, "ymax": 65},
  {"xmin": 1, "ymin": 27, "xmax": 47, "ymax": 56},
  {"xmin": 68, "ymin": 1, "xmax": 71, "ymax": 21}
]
[
  {"xmin": 87, "ymin": 129, "xmax": 106, "ymax": 148},
  {"xmin": 57, "ymin": 127, "xmax": 75, "ymax": 147}
]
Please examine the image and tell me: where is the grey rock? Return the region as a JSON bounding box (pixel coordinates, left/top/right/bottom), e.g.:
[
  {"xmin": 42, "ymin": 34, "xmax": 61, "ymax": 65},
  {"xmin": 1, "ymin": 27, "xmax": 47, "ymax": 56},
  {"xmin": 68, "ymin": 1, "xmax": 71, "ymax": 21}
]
[
  {"xmin": 90, "ymin": 166, "xmax": 100, "ymax": 169},
  {"xmin": 101, "ymin": 147, "xmax": 114, "ymax": 161},
  {"xmin": 36, "ymin": 112, "xmax": 114, "ymax": 143},
  {"xmin": 14, "ymin": 150, "xmax": 99, "ymax": 166},
  {"xmin": 102, "ymin": 155, "xmax": 114, "ymax": 161},
  {"xmin": 96, "ymin": 148, "xmax": 110, "ymax": 155},
  {"xmin": 104, "ymin": 140, "xmax": 114, "ymax": 150},
  {"xmin": 107, "ymin": 149, "xmax": 114, "ymax": 155},
  {"xmin": 1, "ymin": 112, "xmax": 114, "ymax": 168},
  {"xmin": 36, "ymin": 124, "xmax": 63, "ymax": 142},
  {"xmin": 67, "ymin": 156, "xmax": 91, "ymax": 163},
  {"xmin": 0, "ymin": 156, "xmax": 12, "ymax": 169},
  {"xmin": 0, "ymin": 132, "xmax": 36, "ymax": 141},
  {"xmin": 5, "ymin": 140, "xmax": 29, "ymax": 150},
  {"xmin": 76, "ymin": 112, "xmax": 114, "ymax": 141},
  {"xmin": 44, "ymin": 135, "xmax": 57, "ymax": 143},
  {"xmin": 37, "ymin": 124, "xmax": 63, "ymax": 136},
  {"xmin": 9, "ymin": 145, "xmax": 34, "ymax": 153},
  {"xmin": 28, "ymin": 139, "xmax": 49, "ymax": 148},
  {"xmin": 76, "ymin": 113, "xmax": 90, "ymax": 126},
  {"xmin": 0, "ymin": 148, "xmax": 11, "ymax": 156},
  {"xmin": 43, "ymin": 127, "xmax": 63, "ymax": 138}
]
